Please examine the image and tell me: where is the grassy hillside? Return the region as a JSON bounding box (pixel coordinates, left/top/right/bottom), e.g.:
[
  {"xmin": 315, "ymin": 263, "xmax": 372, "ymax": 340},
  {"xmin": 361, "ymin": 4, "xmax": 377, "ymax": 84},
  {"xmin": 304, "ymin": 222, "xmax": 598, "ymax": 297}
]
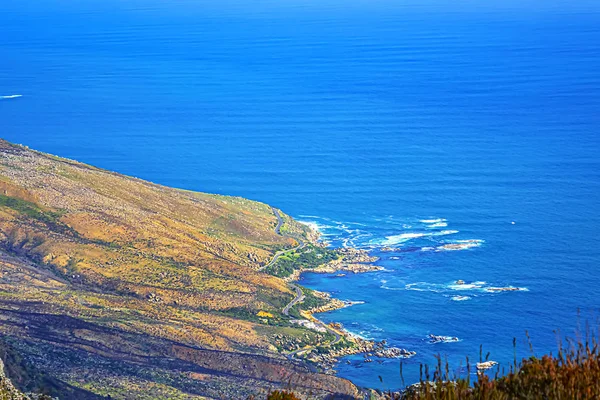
[{"xmin": 0, "ymin": 140, "xmax": 359, "ymax": 399}]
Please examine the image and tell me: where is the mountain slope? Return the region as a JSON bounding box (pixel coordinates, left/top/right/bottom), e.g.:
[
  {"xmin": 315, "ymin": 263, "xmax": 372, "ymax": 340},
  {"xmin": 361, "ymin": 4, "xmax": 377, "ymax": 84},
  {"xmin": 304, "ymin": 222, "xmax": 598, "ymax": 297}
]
[{"xmin": 0, "ymin": 140, "xmax": 359, "ymax": 399}]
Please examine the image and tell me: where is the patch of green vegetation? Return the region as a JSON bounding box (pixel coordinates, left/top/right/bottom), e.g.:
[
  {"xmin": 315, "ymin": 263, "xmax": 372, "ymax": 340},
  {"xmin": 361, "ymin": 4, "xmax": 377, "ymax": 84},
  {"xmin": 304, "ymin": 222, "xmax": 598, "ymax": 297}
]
[
  {"xmin": 218, "ymin": 307, "xmax": 288, "ymax": 326},
  {"xmin": 265, "ymin": 245, "xmax": 340, "ymax": 278},
  {"xmin": 256, "ymin": 289, "xmax": 291, "ymax": 311},
  {"xmin": 0, "ymin": 195, "xmax": 59, "ymax": 223},
  {"xmin": 218, "ymin": 307, "xmax": 263, "ymax": 322},
  {"xmin": 289, "ymin": 287, "xmax": 329, "ymax": 317},
  {"xmin": 279, "ymin": 213, "xmax": 311, "ymax": 239},
  {"xmin": 301, "ymin": 287, "xmax": 329, "ymax": 310},
  {"xmin": 258, "ymin": 325, "xmax": 333, "ymax": 353},
  {"xmin": 330, "ymin": 337, "xmax": 354, "ymax": 351},
  {"xmin": 0, "ymin": 194, "xmax": 76, "ymax": 236},
  {"xmin": 311, "ymin": 336, "xmax": 351, "ymax": 355}
]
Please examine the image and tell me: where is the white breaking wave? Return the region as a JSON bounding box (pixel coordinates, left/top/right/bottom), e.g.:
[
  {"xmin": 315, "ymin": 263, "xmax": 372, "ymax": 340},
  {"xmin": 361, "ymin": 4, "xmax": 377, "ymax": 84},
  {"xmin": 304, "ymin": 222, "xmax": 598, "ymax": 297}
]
[
  {"xmin": 405, "ymin": 281, "xmax": 528, "ymax": 297},
  {"xmin": 404, "ymin": 282, "xmax": 445, "ymax": 293},
  {"xmin": 427, "ymin": 222, "xmax": 448, "ymax": 228},
  {"xmin": 484, "ymin": 286, "xmax": 530, "ymax": 293},
  {"xmin": 381, "ymin": 233, "xmax": 426, "ymax": 245},
  {"xmin": 438, "ymin": 230, "xmax": 459, "ymax": 236},
  {"xmin": 298, "ymin": 221, "xmax": 325, "ymax": 234},
  {"xmin": 379, "ymin": 230, "xmax": 459, "ymax": 246},
  {"xmin": 1, "ymin": 94, "xmax": 23, "ymax": 99},
  {"xmin": 420, "ymin": 218, "xmax": 447, "ymax": 224},
  {"xmin": 344, "ymin": 300, "xmax": 366, "ymax": 307},
  {"xmin": 430, "ymin": 239, "xmax": 485, "ymax": 252},
  {"xmin": 451, "ymin": 295, "xmax": 472, "ymax": 301},
  {"xmin": 447, "ymin": 282, "xmax": 486, "ymax": 291},
  {"xmin": 380, "ymin": 284, "xmax": 404, "ymax": 291}
]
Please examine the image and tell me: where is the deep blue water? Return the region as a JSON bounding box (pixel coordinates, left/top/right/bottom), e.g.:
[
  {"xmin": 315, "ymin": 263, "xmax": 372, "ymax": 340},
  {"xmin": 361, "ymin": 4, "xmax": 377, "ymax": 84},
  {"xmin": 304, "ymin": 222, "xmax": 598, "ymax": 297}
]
[{"xmin": 2, "ymin": 0, "xmax": 600, "ymax": 391}]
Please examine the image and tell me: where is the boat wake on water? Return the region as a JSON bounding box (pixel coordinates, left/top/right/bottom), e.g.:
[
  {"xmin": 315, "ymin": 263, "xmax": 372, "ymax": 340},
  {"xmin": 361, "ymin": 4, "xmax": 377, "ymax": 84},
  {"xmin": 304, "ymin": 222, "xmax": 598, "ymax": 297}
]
[{"xmin": 1, "ymin": 94, "xmax": 23, "ymax": 100}]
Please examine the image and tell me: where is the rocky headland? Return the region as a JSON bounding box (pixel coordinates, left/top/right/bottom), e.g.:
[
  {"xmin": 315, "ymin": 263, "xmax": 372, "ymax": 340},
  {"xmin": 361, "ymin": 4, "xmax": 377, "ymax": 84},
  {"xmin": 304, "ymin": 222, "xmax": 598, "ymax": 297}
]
[
  {"xmin": 285, "ymin": 247, "xmax": 383, "ymax": 282},
  {"xmin": 0, "ymin": 140, "xmax": 362, "ymax": 399},
  {"xmin": 0, "ymin": 140, "xmax": 419, "ymax": 398}
]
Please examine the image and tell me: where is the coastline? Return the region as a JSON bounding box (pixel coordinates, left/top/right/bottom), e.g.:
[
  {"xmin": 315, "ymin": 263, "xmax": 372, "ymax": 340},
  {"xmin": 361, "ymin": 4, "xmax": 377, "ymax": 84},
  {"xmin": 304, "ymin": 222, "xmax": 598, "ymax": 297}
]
[
  {"xmin": 283, "ymin": 226, "xmax": 416, "ymax": 373},
  {"xmin": 283, "ymin": 247, "xmax": 384, "ymax": 283}
]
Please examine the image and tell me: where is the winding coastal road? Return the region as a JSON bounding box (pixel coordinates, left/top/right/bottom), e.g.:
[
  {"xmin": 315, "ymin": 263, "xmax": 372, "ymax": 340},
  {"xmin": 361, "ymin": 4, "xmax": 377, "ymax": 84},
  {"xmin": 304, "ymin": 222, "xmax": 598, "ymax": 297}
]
[
  {"xmin": 283, "ymin": 283, "xmax": 305, "ymax": 316},
  {"xmin": 263, "ymin": 208, "xmax": 343, "ymax": 357},
  {"xmin": 258, "ymin": 207, "xmax": 306, "ymax": 272}
]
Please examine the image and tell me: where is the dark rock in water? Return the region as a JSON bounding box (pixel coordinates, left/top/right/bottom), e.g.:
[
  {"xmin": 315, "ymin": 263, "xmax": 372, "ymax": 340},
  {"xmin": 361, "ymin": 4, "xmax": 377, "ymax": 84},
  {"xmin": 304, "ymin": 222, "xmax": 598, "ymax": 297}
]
[
  {"xmin": 476, "ymin": 361, "xmax": 498, "ymax": 370},
  {"xmin": 374, "ymin": 347, "xmax": 416, "ymax": 359},
  {"xmin": 428, "ymin": 334, "xmax": 460, "ymax": 344},
  {"xmin": 485, "ymin": 287, "xmax": 523, "ymax": 292},
  {"xmin": 380, "ymin": 247, "xmax": 401, "ymax": 252}
]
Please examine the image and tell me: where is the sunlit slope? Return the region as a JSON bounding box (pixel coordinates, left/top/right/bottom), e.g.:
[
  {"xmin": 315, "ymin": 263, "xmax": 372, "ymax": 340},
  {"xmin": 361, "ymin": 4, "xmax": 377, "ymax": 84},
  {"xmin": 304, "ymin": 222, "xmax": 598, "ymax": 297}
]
[{"xmin": 0, "ymin": 140, "xmax": 358, "ymax": 399}]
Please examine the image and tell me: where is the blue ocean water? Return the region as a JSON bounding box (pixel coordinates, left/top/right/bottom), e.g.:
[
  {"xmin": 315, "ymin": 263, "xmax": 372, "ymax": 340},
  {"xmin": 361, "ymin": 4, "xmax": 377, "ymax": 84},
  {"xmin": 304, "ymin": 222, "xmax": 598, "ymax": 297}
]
[{"xmin": 2, "ymin": 0, "xmax": 600, "ymax": 390}]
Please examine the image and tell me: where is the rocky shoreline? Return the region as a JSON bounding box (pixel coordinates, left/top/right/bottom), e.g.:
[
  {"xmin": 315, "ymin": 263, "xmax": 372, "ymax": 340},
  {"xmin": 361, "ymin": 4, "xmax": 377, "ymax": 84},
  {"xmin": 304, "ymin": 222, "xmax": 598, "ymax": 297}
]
[
  {"xmin": 308, "ymin": 298, "xmax": 363, "ymax": 314},
  {"xmin": 285, "ymin": 247, "xmax": 384, "ymax": 282},
  {"xmin": 303, "ymin": 333, "xmax": 417, "ymax": 371},
  {"xmin": 284, "ymin": 245, "xmax": 419, "ymax": 373}
]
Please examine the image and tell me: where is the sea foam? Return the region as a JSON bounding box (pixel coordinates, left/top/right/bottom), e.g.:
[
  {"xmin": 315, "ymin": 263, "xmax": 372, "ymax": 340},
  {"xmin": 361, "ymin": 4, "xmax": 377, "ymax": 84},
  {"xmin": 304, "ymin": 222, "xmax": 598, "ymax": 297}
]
[
  {"xmin": 420, "ymin": 218, "xmax": 447, "ymax": 224},
  {"xmin": 405, "ymin": 281, "xmax": 528, "ymax": 298},
  {"xmin": 380, "ymin": 230, "xmax": 458, "ymax": 246},
  {"xmin": 1, "ymin": 94, "xmax": 23, "ymax": 99},
  {"xmin": 381, "ymin": 233, "xmax": 426, "ymax": 245},
  {"xmin": 451, "ymin": 295, "xmax": 472, "ymax": 301},
  {"xmin": 299, "ymin": 220, "xmax": 325, "ymax": 234},
  {"xmin": 427, "ymin": 222, "xmax": 448, "ymax": 228}
]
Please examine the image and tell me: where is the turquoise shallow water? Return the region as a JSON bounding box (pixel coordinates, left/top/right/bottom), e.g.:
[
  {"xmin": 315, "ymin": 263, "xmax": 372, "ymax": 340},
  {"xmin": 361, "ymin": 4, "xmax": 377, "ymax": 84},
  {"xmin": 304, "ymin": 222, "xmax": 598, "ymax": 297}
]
[{"xmin": 2, "ymin": 0, "xmax": 600, "ymax": 390}]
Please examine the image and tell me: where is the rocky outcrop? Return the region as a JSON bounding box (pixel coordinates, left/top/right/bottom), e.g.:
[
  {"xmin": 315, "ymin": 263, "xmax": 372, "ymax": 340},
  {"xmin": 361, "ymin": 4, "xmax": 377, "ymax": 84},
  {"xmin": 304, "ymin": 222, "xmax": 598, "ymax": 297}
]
[
  {"xmin": 380, "ymin": 247, "xmax": 401, "ymax": 252},
  {"xmin": 314, "ymin": 248, "xmax": 382, "ymax": 274},
  {"xmin": 428, "ymin": 334, "xmax": 460, "ymax": 344},
  {"xmin": 0, "ymin": 141, "xmax": 361, "ymax": 399},
  {"xmin": 485, "ymin": 287, "xmax": 525, "ymax": 292},
  {"xmin": 306, "ymin": 337, "xmax": 378, "ymax": 368},
  {"xmin": 438, "ymin": 241, "xmax": 481, "ymax": 251},
  {"xmin": 374, "ymin": 347, "xmax": 416, "ymax": 359},
  {"xmin": 284, "ymin": 248, "xmax": 382, "ymax": 282},
  {"xmin": 476, "ymin": 361, "xmax": 499, "ymax": 371}
]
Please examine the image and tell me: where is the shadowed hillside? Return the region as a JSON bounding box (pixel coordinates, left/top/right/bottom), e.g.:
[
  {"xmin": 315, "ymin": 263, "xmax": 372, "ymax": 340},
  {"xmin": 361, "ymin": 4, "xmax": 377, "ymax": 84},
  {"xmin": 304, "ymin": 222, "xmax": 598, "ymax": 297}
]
[{"xmin": 0, "ymin": 140, "xmax": 359, "ymax": 399}]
